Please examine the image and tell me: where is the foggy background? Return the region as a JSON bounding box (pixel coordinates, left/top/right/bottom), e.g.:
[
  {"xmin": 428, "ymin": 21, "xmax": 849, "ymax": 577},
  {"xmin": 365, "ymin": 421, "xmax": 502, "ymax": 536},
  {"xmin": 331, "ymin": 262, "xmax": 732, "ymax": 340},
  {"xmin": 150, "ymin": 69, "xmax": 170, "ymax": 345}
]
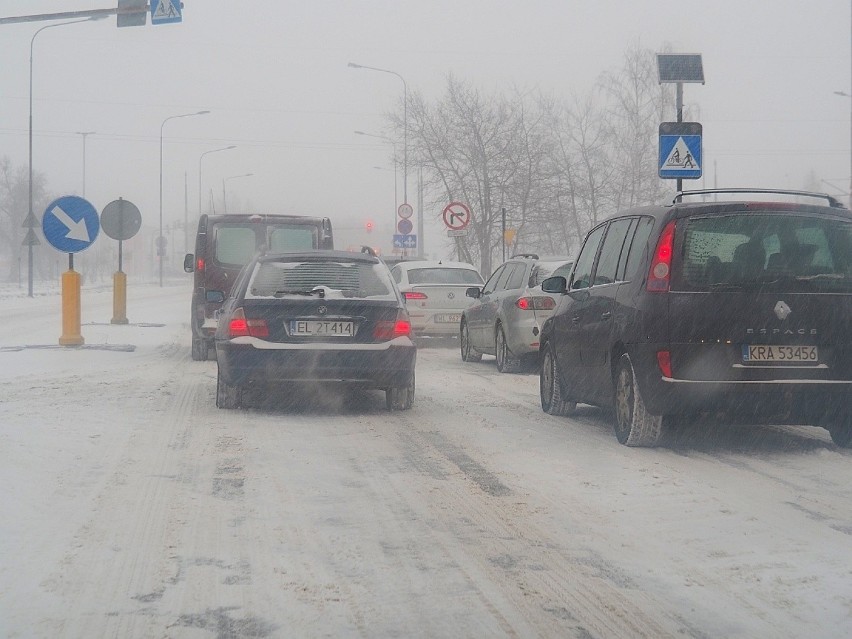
[{"xmin": 0, "ymin": 0, "xmax": 848, "ymax": 267}]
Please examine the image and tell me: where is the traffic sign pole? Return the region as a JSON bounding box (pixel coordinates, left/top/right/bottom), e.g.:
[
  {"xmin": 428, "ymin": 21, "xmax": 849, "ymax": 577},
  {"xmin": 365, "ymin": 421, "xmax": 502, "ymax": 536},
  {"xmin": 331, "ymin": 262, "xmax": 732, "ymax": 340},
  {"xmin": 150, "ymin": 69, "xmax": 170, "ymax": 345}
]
[
  {"xmin": 101, "ymin": 198, "xmax": 141, "ymax": 324},
  {"xmin": 42, "ymin": 195, "xmax": 100, "ymax": 346},
  {"xmin": 59, "ymin": 267, "xmax": 83, "ymax": 346}
]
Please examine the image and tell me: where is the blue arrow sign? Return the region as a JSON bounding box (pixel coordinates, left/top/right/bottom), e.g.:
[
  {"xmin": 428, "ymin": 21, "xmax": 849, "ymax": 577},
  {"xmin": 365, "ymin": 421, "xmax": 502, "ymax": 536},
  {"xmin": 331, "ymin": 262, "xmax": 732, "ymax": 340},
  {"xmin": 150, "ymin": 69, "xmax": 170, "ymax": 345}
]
[
  {"xmin": 393, "ymin": 234, "xmax": 417, "ymax": 249},
  {"xmin": 42, "ymin": 196, "xmax": 100, "ymax": 254},
  {"xmin": 151, "ymin": 0, "xmax": 182, "ymax": 24}
]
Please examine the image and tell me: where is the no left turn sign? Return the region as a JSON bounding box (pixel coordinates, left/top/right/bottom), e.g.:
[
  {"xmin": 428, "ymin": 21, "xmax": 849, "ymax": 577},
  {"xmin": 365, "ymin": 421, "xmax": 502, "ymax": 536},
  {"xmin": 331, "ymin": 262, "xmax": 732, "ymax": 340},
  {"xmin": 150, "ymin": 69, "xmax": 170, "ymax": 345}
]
[{"xmin": 442, "ymin": 201, "xmax": 471, "ymax": 230}]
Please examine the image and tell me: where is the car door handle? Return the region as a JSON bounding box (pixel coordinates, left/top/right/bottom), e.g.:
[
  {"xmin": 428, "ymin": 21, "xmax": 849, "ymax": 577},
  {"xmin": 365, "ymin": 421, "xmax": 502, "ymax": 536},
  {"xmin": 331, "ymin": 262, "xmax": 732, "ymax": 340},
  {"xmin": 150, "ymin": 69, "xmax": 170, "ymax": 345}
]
[{"xmin": 601, "ymin": 311, "xmax": 612, "ymax": 320}]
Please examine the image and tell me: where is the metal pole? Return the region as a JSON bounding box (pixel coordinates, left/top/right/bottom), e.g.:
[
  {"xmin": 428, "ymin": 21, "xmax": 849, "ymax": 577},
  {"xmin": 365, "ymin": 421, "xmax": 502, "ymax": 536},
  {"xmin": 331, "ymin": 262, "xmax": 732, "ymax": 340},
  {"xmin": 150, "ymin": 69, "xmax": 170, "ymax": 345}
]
[
  {"xmin": 676, "ymin": 82, "xmax": 684, "ymax": 194},
  {"xmin": 198, "ymin": 145, "xmax": 236, "ymax": 217},
  {"xmin": 348, "ymin": 64, "xmax": 408, "ymax": 203},
  {"xmin": 159, "ymin": 110, "xmax": 209, "ymax": 287},
  {"xmin": 501, "ymin": 208, "xmax": 507, "ymax": 263},
  {"xmin": 28, "ymin": 18, "xmax": 91, "ymax": 297},
  {"xmin": 76, "ymin": 131, "xmax": 95, "ymax": 197}
]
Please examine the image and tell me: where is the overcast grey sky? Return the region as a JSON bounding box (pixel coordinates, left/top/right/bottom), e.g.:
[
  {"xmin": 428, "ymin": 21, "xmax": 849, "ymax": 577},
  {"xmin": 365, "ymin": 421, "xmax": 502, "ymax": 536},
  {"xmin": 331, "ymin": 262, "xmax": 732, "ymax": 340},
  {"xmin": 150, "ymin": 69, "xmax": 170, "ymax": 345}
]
[{"xmin": 1, "ymin": 0, "xmax": 849, "ymax": 256}]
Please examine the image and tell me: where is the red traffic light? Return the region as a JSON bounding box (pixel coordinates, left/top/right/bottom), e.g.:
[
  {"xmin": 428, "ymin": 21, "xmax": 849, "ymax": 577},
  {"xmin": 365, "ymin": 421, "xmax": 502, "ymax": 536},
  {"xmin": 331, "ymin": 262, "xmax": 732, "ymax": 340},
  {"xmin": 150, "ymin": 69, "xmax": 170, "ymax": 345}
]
[{"xmin": 365, "ymin": 220, "xmax": 374, "ymax": 233}]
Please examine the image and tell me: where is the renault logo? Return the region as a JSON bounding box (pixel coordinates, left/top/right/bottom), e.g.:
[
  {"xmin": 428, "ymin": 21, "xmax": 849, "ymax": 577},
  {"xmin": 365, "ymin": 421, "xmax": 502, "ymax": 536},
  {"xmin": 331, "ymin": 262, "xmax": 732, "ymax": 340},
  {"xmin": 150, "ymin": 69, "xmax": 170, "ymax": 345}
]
[
  {"xmin": 318, "ymin": 306, "xmax": 328, "ymax": 315},
  {"xmin": 774, "ymin": 301, "xmax": 792, "ymax": 321}
]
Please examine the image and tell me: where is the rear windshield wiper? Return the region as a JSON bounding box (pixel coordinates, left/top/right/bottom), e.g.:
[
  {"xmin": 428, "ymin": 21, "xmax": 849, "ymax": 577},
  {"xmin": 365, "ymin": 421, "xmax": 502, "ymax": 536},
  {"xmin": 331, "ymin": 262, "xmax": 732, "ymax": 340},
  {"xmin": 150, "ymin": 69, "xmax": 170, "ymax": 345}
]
[
  {"xmin": 272, "ymin": 288, "xmax": 323, "ymax": 297},
  {"xmin": 794, "ymin": 273, "xmax": 849, "ymax": 281}
]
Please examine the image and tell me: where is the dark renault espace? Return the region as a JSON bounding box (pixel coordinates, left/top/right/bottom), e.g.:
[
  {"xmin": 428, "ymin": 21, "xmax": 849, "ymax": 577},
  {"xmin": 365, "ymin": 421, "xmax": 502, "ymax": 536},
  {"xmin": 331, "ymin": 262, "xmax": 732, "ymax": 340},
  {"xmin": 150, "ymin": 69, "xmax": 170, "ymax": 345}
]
[{"xmin": 539, "ymin": 189, "xmax": 852, "ymax": 447}]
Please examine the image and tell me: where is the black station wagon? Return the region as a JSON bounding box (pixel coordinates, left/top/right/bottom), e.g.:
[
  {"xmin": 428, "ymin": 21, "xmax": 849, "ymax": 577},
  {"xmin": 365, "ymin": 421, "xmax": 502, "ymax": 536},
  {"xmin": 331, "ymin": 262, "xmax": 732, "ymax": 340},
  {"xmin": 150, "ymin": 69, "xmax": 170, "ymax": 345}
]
[{"xmin": 538, "ymin": 189, "xmax": 852, "ymax": 447}]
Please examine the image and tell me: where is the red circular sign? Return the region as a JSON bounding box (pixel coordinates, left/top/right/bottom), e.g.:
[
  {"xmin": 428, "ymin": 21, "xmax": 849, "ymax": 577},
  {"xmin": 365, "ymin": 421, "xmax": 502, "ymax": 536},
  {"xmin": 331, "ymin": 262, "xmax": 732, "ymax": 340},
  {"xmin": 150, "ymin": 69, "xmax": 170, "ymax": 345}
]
[{"xmin": 442, "ymin": 201, "xmax": 471, "ymax": 230}]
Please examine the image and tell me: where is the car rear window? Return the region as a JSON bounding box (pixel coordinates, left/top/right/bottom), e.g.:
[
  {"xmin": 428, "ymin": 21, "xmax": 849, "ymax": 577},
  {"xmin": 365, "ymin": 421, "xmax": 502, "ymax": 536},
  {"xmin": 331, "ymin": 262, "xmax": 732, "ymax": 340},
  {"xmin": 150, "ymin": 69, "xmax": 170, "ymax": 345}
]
[
  {"xmin": 532, "ymin": 261, "xmax": 571, "ymax": 286},
  {"xmin": 215, "ymin": 223, "xmax": 320, "ymax": 267},
  {"xmin": 675, "ymin": 212, "xmax": 852, "ymax": 292},
  {"xmin": 407, "ymin": 268, "xmax": 483, "ymax": 285},
  {"xmin": 246, "ymin": 260, "xmax": 396, "ymax": 299}
]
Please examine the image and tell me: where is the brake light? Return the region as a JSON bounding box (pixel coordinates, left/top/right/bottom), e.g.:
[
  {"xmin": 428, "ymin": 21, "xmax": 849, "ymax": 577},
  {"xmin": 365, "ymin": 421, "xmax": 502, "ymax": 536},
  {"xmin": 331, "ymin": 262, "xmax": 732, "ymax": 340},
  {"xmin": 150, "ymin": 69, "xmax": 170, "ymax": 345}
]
[
  {"xmin": 373, "ymin": 315, "xmax": 412, "ymax": 340},
  {"xmin": 228, "ymin": 308, "xmax": 269, "ymax": 338},
  {"xmin": 404, "ymin": 291, "xmax": 428, "ymax": 300},
  {"xmin": 197, "ymin": 258, "xmax": 205, "ymax": 271},
  {"xmin": 646, "ymin": 221, "xmax": 676, "ymax": 292},
  {"xmin": 657, "ymin": 350, "xmax": 672, "ymax": 377},
  {"xmin": 516, "ymin": 296, "xmax": 556, "ymax": 311}
]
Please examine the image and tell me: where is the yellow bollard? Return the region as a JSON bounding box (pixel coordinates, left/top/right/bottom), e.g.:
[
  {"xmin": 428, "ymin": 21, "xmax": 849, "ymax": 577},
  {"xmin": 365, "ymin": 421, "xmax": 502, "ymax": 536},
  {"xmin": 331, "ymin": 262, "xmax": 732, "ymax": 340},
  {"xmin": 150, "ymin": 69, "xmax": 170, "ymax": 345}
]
[
  {"xmin": 59, "ymin": 269, "xmax": 84, "ymax": 346},
  {"xmin": 111, "ymin": 271, "xmax": 129, "ymax": 324}
]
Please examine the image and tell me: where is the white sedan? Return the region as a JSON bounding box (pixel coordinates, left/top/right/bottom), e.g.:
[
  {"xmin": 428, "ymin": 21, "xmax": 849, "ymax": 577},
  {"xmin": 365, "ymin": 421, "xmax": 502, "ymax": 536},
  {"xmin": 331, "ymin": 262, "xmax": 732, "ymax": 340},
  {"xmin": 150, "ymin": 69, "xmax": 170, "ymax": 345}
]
[{"xmin": 390, "ymin": 260, "xmax": 484, "ymax": 338}]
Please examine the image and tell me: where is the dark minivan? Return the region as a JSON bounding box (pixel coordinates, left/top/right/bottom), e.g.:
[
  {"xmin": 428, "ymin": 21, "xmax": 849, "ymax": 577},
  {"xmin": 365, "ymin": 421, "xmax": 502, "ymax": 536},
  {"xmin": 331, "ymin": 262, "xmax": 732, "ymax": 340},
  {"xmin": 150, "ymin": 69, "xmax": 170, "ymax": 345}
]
[
  {"xmin": 538, "ymin": 189, "xmax": 852, "ymax": 447},
  {"xmin": 184, "ymin": 213, "xmax": 334, "ymax": 360}
]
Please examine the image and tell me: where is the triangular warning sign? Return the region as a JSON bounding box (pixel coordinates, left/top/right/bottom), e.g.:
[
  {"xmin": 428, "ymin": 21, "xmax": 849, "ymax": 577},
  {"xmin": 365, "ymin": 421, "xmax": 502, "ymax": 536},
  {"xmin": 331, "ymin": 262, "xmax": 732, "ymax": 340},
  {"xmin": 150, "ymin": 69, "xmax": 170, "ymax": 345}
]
[
  {"xmin": 21, "ymin": 228, "xmax": 41, "ymax": 246},
  {"xmin": 153, "ymin": 0, "xmax": 179, "ymax": 19},
  {"xmin": 663, "ymin": 137, "xmax": 699, "ymax": 170}
]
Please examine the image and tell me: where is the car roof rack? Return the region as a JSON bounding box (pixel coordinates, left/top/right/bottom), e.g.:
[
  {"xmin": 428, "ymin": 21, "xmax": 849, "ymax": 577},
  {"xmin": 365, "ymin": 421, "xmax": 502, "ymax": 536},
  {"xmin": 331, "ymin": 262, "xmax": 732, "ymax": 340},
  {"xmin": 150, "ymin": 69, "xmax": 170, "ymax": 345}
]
[
  {"xmin": 511, "ymin": 253, "xmax": 539, "ymax": 260},
  {"xmin": 673, "ymin": 188, "xmax": 846, "ymax": 209}
]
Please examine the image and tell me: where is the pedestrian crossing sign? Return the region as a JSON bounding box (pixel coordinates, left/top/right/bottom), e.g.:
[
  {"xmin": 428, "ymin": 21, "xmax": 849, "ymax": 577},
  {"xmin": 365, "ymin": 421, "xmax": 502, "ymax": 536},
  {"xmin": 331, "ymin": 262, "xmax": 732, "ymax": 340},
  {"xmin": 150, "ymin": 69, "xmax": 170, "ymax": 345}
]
[
  {"xmin": 659, "ymin": 122, "xmax": 702, "ymax": 179},
  {"xmin": 151, "ymin": 0, "xmax": 182, "ymax": 24}
]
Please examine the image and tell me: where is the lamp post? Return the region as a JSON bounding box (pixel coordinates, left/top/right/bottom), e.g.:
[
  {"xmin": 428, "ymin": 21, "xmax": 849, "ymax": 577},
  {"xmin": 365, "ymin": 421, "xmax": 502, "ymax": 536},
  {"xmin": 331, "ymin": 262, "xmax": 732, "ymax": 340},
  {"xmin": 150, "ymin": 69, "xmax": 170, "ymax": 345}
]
[
  {"xmin": 356, "ymin": 130, "xmax": 399, "ymax": 219},
  {"xmin": 348, "ymin": 63, "xmax": 408, "ymax": 205},
  {"xmin": 159, "ymin": 110, "xmax": 209, "ymax": 287},
  {"xmin": 27, "ymin": 17, "xmax": 101, "ymax": 298},
  {"xmin": 222, "ymin": 173, "xmax": 254, "ymax": 214},
  {"xmin": 75, "ymin": 131, "xmax": 95, "ymax": 198},
  {"xmin": 834, "ymin": 91, "xmax": 852, "ymax": 207},
  {"xmin": 199, "ymin": 145, "xmax": 236, "ymax": 217}
]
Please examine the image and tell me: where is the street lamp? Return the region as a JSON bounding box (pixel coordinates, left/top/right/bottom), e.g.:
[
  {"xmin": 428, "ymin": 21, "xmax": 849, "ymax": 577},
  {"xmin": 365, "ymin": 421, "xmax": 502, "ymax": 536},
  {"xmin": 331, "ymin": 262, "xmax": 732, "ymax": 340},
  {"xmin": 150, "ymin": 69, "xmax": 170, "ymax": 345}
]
[
  {"xmin": 348, "ymin": 62, "xmax": 408, "ymax": 204},
  {"xmin": 159, "ymin": 110, "xmax": 210, "ymax": 287},
  {"xmin": 27, "ymin": 16, "xmax": 102, "ymax": 298},
  {"xmin": 75, "ymin": 131, "xmax": 95, "ymax": 197},
  {"xmin": 835, "ymin": 90, "xmax": 852, "ymax": 207},
  {"xmin": 356, "ymin": 130, "xmax": 400, "ymax": 215},
  {"xmin": 199, "ymin": 145, "xmax": 236, "ymax": 216},
  {"xmin": 222, "ymin": 173, "xmax": 254, "ymax": 214}
]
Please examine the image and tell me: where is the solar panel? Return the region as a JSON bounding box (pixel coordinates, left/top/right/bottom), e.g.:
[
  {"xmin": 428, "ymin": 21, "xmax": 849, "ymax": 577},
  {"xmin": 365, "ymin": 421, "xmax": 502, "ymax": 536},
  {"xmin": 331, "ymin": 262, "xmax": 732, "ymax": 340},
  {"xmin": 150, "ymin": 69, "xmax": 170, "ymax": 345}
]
[{"xmin": 656, "ymin": 54, "xmax": 705, "ymax": 84}]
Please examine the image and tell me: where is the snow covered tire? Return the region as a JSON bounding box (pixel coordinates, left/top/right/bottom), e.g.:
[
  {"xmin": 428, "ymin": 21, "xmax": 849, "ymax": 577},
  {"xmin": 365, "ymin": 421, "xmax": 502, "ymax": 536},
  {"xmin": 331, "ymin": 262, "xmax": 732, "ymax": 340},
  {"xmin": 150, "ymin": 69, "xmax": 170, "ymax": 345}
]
[
  {"xmin": 460, "ymin": 321, "xmax": 482, "ymax": 362},
  {"xmin": 386, "ymin": 372, "xmax": 415, "ymax": 410},
  {"xmin": 216, "ymin": 368, "xmax": 242, "ymax": 409},
  {"xmin": 540, "ymin": 343, "xmax": 577, "ymax": 416},
  {"xmin": 614, "ymin": 353, "xmax": 666, "ymax": 447}
]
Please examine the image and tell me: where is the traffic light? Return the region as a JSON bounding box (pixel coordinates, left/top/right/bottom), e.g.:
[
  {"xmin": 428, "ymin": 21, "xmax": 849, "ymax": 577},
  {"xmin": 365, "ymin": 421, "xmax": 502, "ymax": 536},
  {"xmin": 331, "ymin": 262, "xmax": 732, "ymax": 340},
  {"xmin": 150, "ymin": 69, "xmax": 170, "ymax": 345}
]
[{"xmin": 365, "ymin": 220, "xmax": 374, "ymax": 233}]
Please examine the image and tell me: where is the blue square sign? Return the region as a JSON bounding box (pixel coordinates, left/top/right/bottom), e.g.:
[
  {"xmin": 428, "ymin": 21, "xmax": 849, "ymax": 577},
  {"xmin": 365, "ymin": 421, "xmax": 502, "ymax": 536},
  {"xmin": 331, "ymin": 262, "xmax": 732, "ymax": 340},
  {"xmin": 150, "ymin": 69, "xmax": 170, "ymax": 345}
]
[
  {"xmin": 659, "ymin": 122, "xmax": 702, "ymax": 180},
  {"xmin": 151, "ymin": 0, "xmax": 182, "ymax": 24}
]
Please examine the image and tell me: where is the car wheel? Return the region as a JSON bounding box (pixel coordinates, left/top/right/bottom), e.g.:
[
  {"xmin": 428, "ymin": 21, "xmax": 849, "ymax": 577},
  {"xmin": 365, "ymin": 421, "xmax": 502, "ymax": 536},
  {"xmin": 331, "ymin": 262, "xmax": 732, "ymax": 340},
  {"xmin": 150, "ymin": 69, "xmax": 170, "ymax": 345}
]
[
  {"xmin": 828, "ymin": 414, "xmax": 852, "ymax": 448},
  {"xmin": 386, "ymin": 372, "xmax": 415, "ymax": 410},
  {"xmin": 495, "ymin": 326, "xmax": 521, "ymax": 373},
  {"xmin": 191, "ymin": 337, "xmax": 205, "ymax": 361},
  {"xmin": 614, "ymin": 353, "xmax": 665, "ymax": 447},
  {"xmin": 216, "ymin": 367, "xmax": 241, "ymax": 409},
  {"xmin": 540, "ymin": 343, "xmax": 577, "ymax": 416},
  {"xmin": 460, "ymin": 320, "xmax": 482, "ymax": 362}
]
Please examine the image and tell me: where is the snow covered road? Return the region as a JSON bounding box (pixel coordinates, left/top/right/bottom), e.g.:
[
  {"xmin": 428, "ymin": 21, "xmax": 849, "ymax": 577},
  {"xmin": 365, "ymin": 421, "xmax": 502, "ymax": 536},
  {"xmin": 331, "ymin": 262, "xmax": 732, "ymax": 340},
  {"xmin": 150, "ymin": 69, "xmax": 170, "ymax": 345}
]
[{"xmin": 1, "ymin": 282, "xmax": 850, "ymax": 637}]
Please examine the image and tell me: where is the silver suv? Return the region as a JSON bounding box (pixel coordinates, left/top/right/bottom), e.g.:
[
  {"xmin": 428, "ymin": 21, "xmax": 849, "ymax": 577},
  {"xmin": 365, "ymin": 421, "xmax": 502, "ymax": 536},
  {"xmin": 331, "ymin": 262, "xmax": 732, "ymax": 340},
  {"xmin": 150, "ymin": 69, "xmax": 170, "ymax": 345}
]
[{"xmin": 460, "ymin": 254, "xmax": 572, "ymax": 372}]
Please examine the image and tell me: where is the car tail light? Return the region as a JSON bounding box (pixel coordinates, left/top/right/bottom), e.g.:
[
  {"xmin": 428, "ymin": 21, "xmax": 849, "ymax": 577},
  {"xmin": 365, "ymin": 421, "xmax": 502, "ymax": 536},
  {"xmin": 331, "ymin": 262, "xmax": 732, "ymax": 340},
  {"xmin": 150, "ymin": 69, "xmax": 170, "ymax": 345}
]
[
  {"xmin": 404, "ymin": 291, "xmax": 428, "ymax": 300},
  {"xmin": 646, "ymin": 220, "xmax": 676, "ymax": 292},
  {"xmin": 516, "ymin": 296, "xmax": 556, "ymax": 311},
  {"xmin": 197, "ymin": 258, "xmax": 205, "ymax": 271},
  {"xmin": 657, "ymin": 350, "xmax": 672, "ymax": 378},
  {"xmin": 228, "ymin": 307, "xmax": 269, "ymax": 338},
  {"xmin": 374, "ymin": 313, "xmax": 412, "ymax": 340}
]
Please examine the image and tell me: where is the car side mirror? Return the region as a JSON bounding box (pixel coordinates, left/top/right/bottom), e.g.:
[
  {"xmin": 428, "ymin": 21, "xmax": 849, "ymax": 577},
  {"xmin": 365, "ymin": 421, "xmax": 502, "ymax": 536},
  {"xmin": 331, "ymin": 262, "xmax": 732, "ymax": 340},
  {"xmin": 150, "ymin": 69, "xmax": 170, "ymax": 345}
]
[
  {"xmin": 206, "ymin": 290, "xmax": 225, "ymax": 304},
  {"xmin": 466, "ymin": 286, "xmax": 482, "ymax": 299},
  {"xmin": 183, "ymin": 253, "xmax": 194, "ymax": 273},
  {"xmin": 541, "ymin": 276, "xmax": 567, "ymax": 294}
]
